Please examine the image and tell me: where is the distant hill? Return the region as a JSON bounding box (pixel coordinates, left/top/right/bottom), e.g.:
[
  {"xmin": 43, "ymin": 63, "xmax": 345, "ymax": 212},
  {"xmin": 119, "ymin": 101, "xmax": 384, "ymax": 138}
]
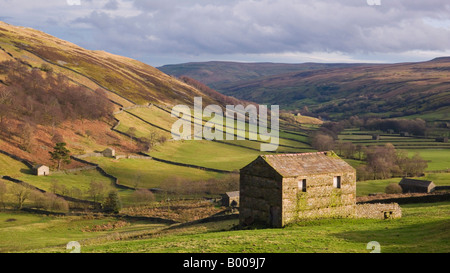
[
  {"xmin": 159, "ymin": 61, "xmax": 365, "ymax": 91},
  {"xmin": 159, "ymin": 59, "xmax": 450, "ymax": 121}
]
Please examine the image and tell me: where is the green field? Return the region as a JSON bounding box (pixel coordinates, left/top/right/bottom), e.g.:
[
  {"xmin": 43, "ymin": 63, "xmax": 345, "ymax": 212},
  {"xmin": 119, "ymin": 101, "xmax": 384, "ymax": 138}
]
[
  {"xmin": 0, "ymin": 212, "xmax": 168, "ymax": 253},
  {"xmin": 356, "ymin": 173, "xmax": 450, "ymax": 196},
  {"xmin": 86, "ymin": 157, "xmax": 225, "ymax": 189},
  {"xmin": 0, "ymin": 153, "xmax": 29, "ymax": 177},
  {"xmin": 5, "ymin": 201, "xmax": 447, "ymax": 253},
  {"xmin": 403, "ymin": 149, "xmax": 450, "ymax": 171},
  {"xmin": 150, "ymin": 140, "xmax": 264, "ymax": 171},
  {"xmin": 115, "ymin": 111, "xmax": 170, "ymax": 139}
]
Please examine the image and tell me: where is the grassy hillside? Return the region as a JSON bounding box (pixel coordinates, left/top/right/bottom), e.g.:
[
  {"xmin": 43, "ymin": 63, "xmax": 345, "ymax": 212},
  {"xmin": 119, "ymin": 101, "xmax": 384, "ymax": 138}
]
[
  {"xmin": 0, "ymin": 21, "xmax": 221, "ymax": 107},
  {"xmin": 0, "ymin": 21, "xmax": 245, "ymax": 168}
]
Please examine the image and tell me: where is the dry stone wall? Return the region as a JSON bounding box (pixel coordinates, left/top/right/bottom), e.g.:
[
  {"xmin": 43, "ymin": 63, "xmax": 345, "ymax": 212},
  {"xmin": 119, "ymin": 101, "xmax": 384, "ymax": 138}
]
[{"xmin": 355, "ymin": 203, "xmax": 402, "ymax": 219}]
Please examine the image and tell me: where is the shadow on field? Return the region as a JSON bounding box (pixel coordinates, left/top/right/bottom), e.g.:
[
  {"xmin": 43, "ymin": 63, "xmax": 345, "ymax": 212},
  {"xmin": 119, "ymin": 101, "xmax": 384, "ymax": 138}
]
[
  {"xmin": 20, "ymin": 168, "xmax": 33, "ymax": 175},
  {"xmin": 333, "ymin": 219, "xmax": 450, "ymax": 252}
]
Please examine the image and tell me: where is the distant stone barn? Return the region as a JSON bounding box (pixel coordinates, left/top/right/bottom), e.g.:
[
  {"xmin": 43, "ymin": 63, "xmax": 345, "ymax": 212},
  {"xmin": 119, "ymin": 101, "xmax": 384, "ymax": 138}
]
[
  {"xmin": 102, "ymin": 148, "xmax": 116, "ymax": 157},
  {"xmin": 239, "ymin": 152, "xmax": 357, "ymax": 227},
  {"xmin": 399, "ymin": 178, "xmax": 436, "ymax": 193},
  {"xmin": 34, "ymin": 165, "xmax": 50, "ymax": 176},
  {"xmin": 221, "ymin": 191, "xmax": 240, "ymax": 207}
]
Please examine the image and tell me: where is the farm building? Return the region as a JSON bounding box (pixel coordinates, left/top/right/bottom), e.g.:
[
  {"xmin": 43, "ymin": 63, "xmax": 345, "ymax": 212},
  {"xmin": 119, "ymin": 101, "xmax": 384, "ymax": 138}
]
[
  {"xmin": 399, "ymin": 178, "xmax": 436, "ymax": 193},
  {"xmin": 239, "ymin": 151, "xmax": 357, "ymax": 227},
  {"xmin": 102, "ymin": 148, "xmax": 116, "ymax": 157},
  {"xmin": 33, "ymin": 165, "xmax": 50, "ymax": 176},
  {"xmin": 435, "ymin": 137, "xmax": 448, "ymax": 143},
  {"xmin": 221, "ymin": 191, "xmax": 239, "ymax": 207}
]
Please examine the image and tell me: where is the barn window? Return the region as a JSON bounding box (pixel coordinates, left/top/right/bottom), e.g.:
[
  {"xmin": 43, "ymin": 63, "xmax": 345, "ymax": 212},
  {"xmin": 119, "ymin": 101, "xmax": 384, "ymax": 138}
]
[
  {"xmin": 333, "ymin": 176, "xmax": 341, "ymax": 188},
  {"xmin": 298, "ymin": 179, "xmax": 307, "ymax": 192}
]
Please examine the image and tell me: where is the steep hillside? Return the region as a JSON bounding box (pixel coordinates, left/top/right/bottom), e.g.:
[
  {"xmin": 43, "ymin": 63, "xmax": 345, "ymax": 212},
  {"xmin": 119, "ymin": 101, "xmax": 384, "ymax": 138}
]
[
  {"xmin": 160, "ymin": 60, "xmax": 450, "ymax": 121},
  {"xmin": 0, "ymin": 21, "xmax": 232, "ymax": 166},
  {"xmin": 0, "ymin": 21, "xmax": 220, "ymax": 107}
]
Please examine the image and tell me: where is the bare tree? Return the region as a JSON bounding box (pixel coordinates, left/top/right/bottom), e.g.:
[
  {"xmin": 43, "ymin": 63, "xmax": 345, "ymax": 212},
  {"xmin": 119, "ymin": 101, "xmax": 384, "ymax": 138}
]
[
  {"xmin": 87, "ymin": 180, "xmax": 108, "ymax": 203},
  {"xmin": 131, "ymin": 189, "xmax": 155, "ymax": 204},
  {"xmin": 11, "ymin": 184, "xmax": 31, "ymax": 210},
  {"xmin": 0, "ymin": 181, "xmax": 7, "ymax": 210},
  {"xmin": 0, "ymin": 86, "xmax": 12, "ymax": 125},
  {"xmin": 341, "ymin": 142, "xmax": 356, "ymax": 159},
  {"xmin": 311, "ymin": 133, "xmax": 335, "ymax": 152},
  {"xmin": 17, "ymin": 122, "xmax": 35, "ymax": 152},
  {"xmin": 127, "ymin": 127, "xmax": 137, "ymax": 141}
]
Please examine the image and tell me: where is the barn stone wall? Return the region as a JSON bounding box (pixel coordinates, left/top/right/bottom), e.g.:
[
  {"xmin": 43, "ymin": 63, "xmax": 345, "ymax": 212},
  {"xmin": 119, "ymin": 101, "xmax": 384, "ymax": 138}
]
[
  {"xmin": 239, "ymin": 173, "xmax": 282, "ymax": 227},
  {"xmin": 282, "ymin": 171, "xmax": 356, "ymax": 225}
]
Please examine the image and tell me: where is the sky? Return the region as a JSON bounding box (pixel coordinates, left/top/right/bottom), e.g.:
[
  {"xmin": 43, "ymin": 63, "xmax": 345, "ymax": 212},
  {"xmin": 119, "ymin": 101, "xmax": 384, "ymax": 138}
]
[{"xmin": 1, "ymin": 0, "xmax": 450, "ymax": 67}]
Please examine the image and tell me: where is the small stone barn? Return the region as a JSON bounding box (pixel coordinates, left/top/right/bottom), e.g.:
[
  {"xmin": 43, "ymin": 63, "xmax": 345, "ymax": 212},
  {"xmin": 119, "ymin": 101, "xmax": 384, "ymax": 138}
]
[
  {"xmin": 239, "ymin": 151, "xmax": 357, "ymax": 227},
  {"xmin": 34, "ymin": 165, "xmax": 50, "ymax": 176},
  {"xmin": 399, "ymin": 178, "xmax": 436, "ymax": 193},
  {"xmin": 221, "ymin": 191, "xmax": 240, "ymax": 207},
  {"xmin": 102, "ymin": 148, "xmax": 115, "ymax": 157}
]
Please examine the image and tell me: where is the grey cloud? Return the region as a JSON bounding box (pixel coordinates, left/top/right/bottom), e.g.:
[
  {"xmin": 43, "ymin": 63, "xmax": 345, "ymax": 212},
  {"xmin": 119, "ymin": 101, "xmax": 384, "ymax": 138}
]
[
  {"xmin": 21, "ymin": 0, "xmax": 450, "ymax": 65},
  {"xmin": 103, "ymin": 0, "xmax": 119, "ymax": 10}
]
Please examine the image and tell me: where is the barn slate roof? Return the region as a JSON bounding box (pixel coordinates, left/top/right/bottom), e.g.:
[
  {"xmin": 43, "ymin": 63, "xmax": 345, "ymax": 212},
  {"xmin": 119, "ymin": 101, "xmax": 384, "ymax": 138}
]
[
  {"xmin": 399, "ymin": 178, "xmax": 434, "ymax": 188},
  {"xmin": 223, "ymin": 191, "xmax": 239, "ymax": 198},
  {"xmin": 258, "ymin": 151, "xmax": 355, "ymax": 177}
]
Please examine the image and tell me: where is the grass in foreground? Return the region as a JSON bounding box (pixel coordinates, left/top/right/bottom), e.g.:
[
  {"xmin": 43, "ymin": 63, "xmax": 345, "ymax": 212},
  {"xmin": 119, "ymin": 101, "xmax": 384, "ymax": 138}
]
[
  {"xmin": 0, "ymin": 211, "xmax": 169, "ymax": 253},
  {"xmin": 83, "ymin": 201, "xmax": 450, "ymax": 253},
  {"xmin": 11, "ymin": 201, "xmax": 448, "ymax": 253}
]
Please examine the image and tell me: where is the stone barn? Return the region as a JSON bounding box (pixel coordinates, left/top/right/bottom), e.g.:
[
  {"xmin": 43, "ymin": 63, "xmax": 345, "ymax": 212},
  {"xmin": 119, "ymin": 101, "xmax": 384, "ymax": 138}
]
[
  {"xmin": 399, "ymin": 178, "xmax": 436, "ymax": 193},
  {"xmin": 239, "ymin": 151, "xmax": 356, "ymax": 227},
  {"xmin": 34, "ymin": 165, "xmax": 50, "ymax": 176},
  {"xmin": 102, "ymin": 148, "xmax": 116, "ymax": 157},
  {"xmin": 221, "ymin": 191, "xmax": 239, "ymax": 207}
]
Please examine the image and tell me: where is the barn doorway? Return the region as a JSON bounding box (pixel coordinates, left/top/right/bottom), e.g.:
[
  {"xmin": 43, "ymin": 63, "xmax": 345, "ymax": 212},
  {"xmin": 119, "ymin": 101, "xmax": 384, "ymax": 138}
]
[{"xmin": 269, "ymin": 206, "xmax": 280, "ymax": 227}]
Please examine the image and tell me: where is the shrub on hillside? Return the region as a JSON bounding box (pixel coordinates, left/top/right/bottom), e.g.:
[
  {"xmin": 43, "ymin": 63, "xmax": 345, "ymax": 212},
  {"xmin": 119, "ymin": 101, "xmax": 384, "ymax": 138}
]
[
  {"xmin": 102, "ymin": 191, "xmax": 122, "ymax": 214},
  {"xmin": 131, "ymin": 189, "xmax": 155, "ymax": 204},
  {"xmin": 385, "ymin": 183, "xmax": 403, "ymax": 194}
]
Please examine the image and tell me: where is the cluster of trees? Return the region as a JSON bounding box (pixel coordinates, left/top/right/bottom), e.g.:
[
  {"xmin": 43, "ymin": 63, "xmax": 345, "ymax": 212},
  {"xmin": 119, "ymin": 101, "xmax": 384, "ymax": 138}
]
[
  {"xmin": 0, "ymin": 180, "xmax": 69, "ymax": 212},
  {"xmin": 126, "ymin": 127, "xmax": 168, "ymax": 151},
  {"xmin": 0, "ymin": 60, "xmax": 113, "ymax": 148},
  {"xmin": 0, "ymin": 178, "xmax": 124, "ymax": 214},
  {"xmin": 356, "ymin": 144, "xmax": 428, "ymax": 180},
  {"xmin": 316, "ymin": 116, "xmax": 429, "ymax": 137},
  {"xmin": 363, "ymin": 118, "xmax": 427, "ymax": 136},
  {"xmin": 311, "ymin": 131, "xmax": 428, "ymax": 180}
]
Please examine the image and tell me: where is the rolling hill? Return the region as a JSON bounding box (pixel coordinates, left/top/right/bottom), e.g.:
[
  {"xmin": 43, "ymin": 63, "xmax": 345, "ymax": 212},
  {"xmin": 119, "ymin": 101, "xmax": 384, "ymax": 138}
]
[
  {"xmin": 0, "ymin": 21, "xmax": 222, "ymax": 107},
  {"xmin": 0, "ymin": 21, "xmax": 244, "ymax": 166},
  {"xmin": 159, "ymin": 59, "xmax": 450, "ymax": 121}
]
